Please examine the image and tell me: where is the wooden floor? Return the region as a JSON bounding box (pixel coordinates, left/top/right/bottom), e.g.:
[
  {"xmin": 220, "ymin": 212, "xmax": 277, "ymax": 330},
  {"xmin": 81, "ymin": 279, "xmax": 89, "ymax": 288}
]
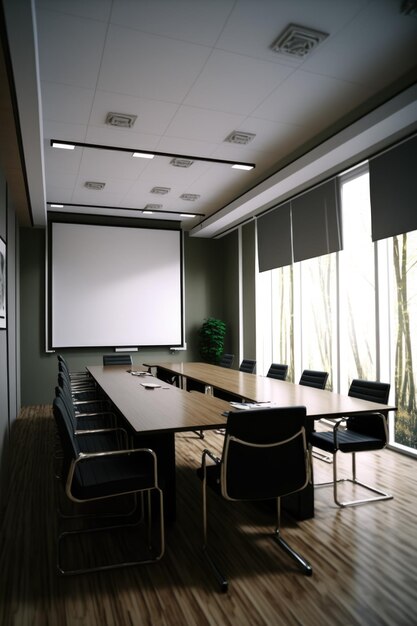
[{"xmin": 1, "ymin": 406, "xmax": 416, "ymax": 626}]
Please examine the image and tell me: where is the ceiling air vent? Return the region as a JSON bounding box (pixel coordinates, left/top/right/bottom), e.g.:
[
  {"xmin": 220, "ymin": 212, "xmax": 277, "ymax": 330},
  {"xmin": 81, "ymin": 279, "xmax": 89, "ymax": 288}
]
[
  {"xmin": 271, "ymin": 24, "xmax": 328, "ymax": 58},
  {"xmin": 170, "ymin": 158, "xmax": 194, "ymax": 168},
  {"xmin": 84, "ymin": 181, "xmax": 105, "ymax": 190},
  {"xmin": 105, "ymin": 112, "xmax": 137, "ymax": 128},
  {"xmin": 180, "ymin": 193, "xmax": 200, "ymax": 201},
  {"xmin": 144, "ymin": 203, "xmax": 162, "ymax": 210},
  {"xmin": 150, "ymin": 186, "xmax": 171, "ymax": 195},
  {"xmin": 224, "ymin": 131, "xmax": 256, "ymax": 145}
]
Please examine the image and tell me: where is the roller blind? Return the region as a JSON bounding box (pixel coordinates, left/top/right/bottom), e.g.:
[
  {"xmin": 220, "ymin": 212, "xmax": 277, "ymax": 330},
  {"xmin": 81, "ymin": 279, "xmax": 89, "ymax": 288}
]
[
  {"xmin": 257, "ymin": 178, "xmax": 342, "ymax": 272},
  {"xmin": 292, "ymin": 179, "xmax": 342, "ymax": 263},
  {"xmin": 369, "ymin": 134, "xmax": 417, "ymax": 241},
  {"xmin": 257, "ymin": 202, "xmax": 292, "ymax": 272}
]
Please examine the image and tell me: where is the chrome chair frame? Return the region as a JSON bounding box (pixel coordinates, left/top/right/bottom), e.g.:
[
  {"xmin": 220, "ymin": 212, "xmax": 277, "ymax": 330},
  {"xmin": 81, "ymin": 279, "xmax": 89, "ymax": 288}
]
[
  {"xmin": 57, "ymin": 447, "xmax": 165, "ymax": 575},
  {"xmin": 314, "ymin": 413, "xmax": 393, "ymax": 507},
  {"xmin": 200, "ymin": 409, "xmax": 313, "ymax": 591}
]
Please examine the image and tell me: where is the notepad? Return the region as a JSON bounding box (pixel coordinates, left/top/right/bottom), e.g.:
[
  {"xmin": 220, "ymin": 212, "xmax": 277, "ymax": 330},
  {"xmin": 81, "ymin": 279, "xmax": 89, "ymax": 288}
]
[{"xmin": 140, "ymin": 382, "xmax": 161, "ymax": 389}]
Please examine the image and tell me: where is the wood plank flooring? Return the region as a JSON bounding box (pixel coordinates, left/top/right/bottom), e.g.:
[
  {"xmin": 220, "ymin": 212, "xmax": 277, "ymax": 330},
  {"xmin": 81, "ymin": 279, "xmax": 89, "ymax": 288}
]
[{"xmin": 1, "ymin": 406, "xmax": 416, "ymax": 626}]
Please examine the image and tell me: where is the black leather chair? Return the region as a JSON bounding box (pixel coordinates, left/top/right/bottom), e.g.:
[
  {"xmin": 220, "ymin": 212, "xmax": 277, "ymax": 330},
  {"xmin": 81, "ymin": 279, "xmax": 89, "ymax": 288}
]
[
  {"xmin": 53, "ymin": 396, "xmax": 164, "ymax": 574},
  {"xmin": 57, "ymin": 354, "xmax": 95, "ymax": 392},
  {"xmin": 103, "ymin": 353, "xmax": 133, "ymax": 366},
  {"xmin": 299, "ymin": 370, "xmax": 328, "ymax": 389},
  {"xmin": 197, "ymin": 406, "xmax": 312, "ymax": 591},
  {"xmin": 239, "ymin": 359, "xmax": 256, "ymax": 374},
  {"xmin": 310, "ymin": 379, "xmax": 393, "ymax": 507},
  {"xmin": 219, "ymin": 353, "xmax": 234, "ymax": 368},
  {"xmin": 267, "ymin": 363, "xmax": 288, "ymax": 380},
  {"xmin": 55, "ymin": 385, "xmax": 125, "ymax": 451}
]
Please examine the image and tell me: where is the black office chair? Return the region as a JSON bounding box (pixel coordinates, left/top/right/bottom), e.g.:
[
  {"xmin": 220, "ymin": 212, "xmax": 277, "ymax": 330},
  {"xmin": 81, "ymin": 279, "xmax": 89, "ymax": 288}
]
[
  {"xmin": 103, "ymin": 354, "xmax": 133, "ymax": 366},
  {"xmin": 53, "ymin": 396, "xmax": 164, "ymax": 574},
  {"xmin": 267, "ymin": 363, "xmax": 288, "ymax": 380},
  {"xmin": 239, "ymin": 359, "xmax": 256, "ymax": 374},
  {"xmin": 55, "ymin": 385, "xmax": 126, "ymax": 451},
  {"xmin": 197, "ymin": 406, "xmax": 312, "ymax": 591},
  {"xmin": 299, "ymin": 370, "xmax": 328, "ymax": 389},
  {"xmin": 219, "ymin": 353, "xmax": 234, "ymax": 368},
  {"xmin": 309, "ymin": 379, "xmax": 393, "ymax": 507},
  {"xmin": 58, "ymin": 355, "xmax": 96, "ymax": 392}
]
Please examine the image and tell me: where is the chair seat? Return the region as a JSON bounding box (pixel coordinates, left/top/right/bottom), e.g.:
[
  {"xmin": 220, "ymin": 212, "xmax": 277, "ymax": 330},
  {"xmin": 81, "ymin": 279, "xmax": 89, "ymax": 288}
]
[
  {"xmin": 73, "ymin": 453, "xmax": 156, "ymax": 500},
  {"xmin": 310, "ymin": 429, "xmax": 385, "ymax": 453}
]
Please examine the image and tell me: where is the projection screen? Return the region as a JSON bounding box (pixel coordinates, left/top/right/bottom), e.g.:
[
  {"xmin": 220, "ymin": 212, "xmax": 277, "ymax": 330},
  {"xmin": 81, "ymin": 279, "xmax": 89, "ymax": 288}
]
[{"xmin": 48, "ymin": 222, "xmax": 183, "ymax": 348}]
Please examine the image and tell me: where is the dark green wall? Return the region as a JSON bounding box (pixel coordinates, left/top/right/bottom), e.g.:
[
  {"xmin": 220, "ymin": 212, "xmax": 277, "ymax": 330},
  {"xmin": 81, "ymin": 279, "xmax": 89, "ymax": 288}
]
[{"xmin": 19, "ymin": 227, "xmax": 228, "ymax": 404}]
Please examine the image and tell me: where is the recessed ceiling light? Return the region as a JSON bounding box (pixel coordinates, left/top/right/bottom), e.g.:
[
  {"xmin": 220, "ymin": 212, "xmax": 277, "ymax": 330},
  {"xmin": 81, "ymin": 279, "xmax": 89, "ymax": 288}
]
[
  {"xmin": 105, "ymin": 112, "xmax": 137, "ymax": 128},
  {"xmin": 180, "ymin": 213, "xmax": 196, "ymax": 218},
  {"xmin": 49, "ymin": 203, "xmax": 64, "ymax": 208},
  {"xmin": 132, "ymin": 151, "xmax": 155, "ymax": 159},
  {"xmin": 232, "ymin": 164, "xmax": 254, "ymax": 171},
  {"xmin": 150, "ymin": 187, "xmax": 171, "ymax": 195},
  {"xmin": 180, "ymin": 193, "xmax": 200, "ymax": 201},
  {"xmin": 84, "ymin": 181, "xmax": 106, "ymax": 190},
  {"xmin": 51, "ymin": 141, "xmax": 75, "ymax": 150},
  {"xmin": 224, "ymin": 131, "xmax": 256, "ymax": 145},
  {"xmin": 142, "ymin": 210, "xmax": 154, "ymax": 215}
]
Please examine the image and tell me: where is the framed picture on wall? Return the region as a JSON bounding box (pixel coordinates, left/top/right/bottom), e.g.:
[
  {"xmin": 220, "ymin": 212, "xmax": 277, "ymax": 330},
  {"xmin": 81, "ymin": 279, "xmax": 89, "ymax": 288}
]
[{"xmin": 0, "ymin": 236, "xmax": 6, "ymax": 329}]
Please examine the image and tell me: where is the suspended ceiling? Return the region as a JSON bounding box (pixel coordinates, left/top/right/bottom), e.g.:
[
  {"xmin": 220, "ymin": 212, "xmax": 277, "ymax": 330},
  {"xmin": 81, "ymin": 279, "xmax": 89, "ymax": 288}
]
[{"xmin": 2, "ymin": 0, "xmax": 417, "ymax": 236}]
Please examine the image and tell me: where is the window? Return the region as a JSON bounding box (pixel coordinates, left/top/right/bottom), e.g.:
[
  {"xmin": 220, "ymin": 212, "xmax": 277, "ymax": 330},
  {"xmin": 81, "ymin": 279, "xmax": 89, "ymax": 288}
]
[{"xmin": 256, "ymin": 166, "xmax": 417, "ymax": 456}]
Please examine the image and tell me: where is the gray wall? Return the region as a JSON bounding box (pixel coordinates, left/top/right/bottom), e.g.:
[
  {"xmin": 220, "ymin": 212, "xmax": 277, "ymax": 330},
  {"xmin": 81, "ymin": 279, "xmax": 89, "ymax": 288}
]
[
  {"xmin": 0, "ymin": 171, "xmax": 20, "ymax": 505},
  {"xmin": 19, "ymin": 227, "xmax": 228, "ymax": 404}
]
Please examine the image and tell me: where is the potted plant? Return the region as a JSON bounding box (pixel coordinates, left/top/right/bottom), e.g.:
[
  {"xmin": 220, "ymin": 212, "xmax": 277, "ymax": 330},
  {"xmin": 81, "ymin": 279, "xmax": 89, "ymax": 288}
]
[{"xmin": 199, "ymin": 317, "xmax": 226, "ymax": 364}]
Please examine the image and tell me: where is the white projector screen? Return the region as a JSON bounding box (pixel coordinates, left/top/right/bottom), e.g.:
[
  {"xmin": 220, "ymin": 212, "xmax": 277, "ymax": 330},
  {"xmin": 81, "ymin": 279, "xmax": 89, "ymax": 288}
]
[{"xmin": 49, "ymin": 222, "xmax": 183, "ymax": 348}]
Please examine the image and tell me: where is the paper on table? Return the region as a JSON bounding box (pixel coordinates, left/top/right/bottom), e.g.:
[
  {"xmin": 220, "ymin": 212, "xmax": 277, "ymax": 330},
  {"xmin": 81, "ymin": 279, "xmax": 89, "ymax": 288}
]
[{"xmin": 140, "ymin": 382, "xmax": 161, "ymax": 389}]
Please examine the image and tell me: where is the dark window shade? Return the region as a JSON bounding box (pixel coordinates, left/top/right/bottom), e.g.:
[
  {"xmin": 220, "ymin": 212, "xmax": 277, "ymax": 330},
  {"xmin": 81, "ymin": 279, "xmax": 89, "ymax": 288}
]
[
  {"xmin": 369, "ymin": 134, "xmax": 417, "ymax": 241},
  {"xmin": 257, "ymin": 202, "xmax": 292, "ymax": 272},
  {"xmin": 292, "ymin": 179, "xmax": 342, "ymax": 263}
]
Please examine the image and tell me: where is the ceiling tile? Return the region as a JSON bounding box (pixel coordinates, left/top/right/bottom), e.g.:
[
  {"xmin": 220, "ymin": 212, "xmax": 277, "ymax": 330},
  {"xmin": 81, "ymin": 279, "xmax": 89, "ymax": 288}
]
[
  {"xmin": 184, "ymin": 49, "xmax": 294, "ymax": 115},
  {"xmin": 97, "ymin": 24, "xmax": 212, "ymax": 102},
  {"xmin": 110, "ymin": 0, "xmax": 234, "ymax": 47},
  {"xmin": 37, "ymin": 9, "xmax": 108, "ymax": 88}
]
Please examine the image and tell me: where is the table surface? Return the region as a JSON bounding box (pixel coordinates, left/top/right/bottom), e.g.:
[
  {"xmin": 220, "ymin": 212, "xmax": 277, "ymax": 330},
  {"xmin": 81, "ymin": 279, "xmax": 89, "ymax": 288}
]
[
  {"xmin": 87, "ymin": 365, "xmax": 231, "ymax": 434},
  {"xmin": 147, "ymin": 362, "xmax": 396, "ymax": 420}
]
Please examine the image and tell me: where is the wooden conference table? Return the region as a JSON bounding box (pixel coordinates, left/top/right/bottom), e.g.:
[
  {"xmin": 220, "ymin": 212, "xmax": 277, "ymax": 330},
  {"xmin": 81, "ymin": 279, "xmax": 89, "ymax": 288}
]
[
  {"xmin": 88, "ymin": 363, "xmax": 395, "ymax": 523},
  {"xmin": 87, "ymin": 364, "xmax": 231, "ymax": 523},
  {"xmin": 149, "ymin": 361, "xmax": 395, "ymax": 420}
]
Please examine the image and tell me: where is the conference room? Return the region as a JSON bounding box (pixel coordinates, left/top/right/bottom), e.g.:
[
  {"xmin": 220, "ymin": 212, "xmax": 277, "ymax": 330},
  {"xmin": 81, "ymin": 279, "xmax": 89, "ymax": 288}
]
[{"xmin": 1, "ymin": 1, "xmax": 417, "ymax": 625}]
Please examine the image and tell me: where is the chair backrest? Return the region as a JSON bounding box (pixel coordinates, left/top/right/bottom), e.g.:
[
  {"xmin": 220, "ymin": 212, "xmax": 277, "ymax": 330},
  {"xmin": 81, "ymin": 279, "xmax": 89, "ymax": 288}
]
[
  {"xmin": 53, "ymin": 396, "xmax": 80, "ymax": 478},
  {"xmin": 239, "ymin": 359, "xmax": 256, "ymax": 374},
  {"xmin": 347, "ymin": 379, "xmax": 390, "ymax": 438},
  {"xmin": 55, "ymin": 384, "xmax": 77, "ymax": 430},
  {"xmin": 299, "ymin": 370, "xmax": 328, "ymax": 389},
  {"xmin": 267, "ymin": 363, "xmax": 288, "ymax": 381},
  {"xmin": 219, "ymin": 353, "xmax": 234, "ymax": 368},
  {"xmin": 103, "ymin": 354, "xmax": 132, "ymax": 366},
  {"xmin": 221, "ymin": 406, "xmax": 308, "ymax": 501}
]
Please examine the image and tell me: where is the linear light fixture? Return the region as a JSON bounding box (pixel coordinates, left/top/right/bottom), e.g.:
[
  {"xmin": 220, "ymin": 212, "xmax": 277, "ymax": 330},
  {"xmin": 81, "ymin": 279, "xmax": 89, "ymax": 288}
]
[
  {"xmin": 232, "ymin": 164, "xmax": 254, "ymax": 170},
  {"xmin": 132, "ymin": 151, "xmax": 155, "ymax": 159},
  {"xmin": 46, "ymin": 201, "xmax": 204, "ymax": 218},
  {"xmin": 50, "ymin": 139, "xmax": 255, "ymax": 170},
  {"xmin": 51, "ymin": 141, "xmax": 75, "ymax": 150}
]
